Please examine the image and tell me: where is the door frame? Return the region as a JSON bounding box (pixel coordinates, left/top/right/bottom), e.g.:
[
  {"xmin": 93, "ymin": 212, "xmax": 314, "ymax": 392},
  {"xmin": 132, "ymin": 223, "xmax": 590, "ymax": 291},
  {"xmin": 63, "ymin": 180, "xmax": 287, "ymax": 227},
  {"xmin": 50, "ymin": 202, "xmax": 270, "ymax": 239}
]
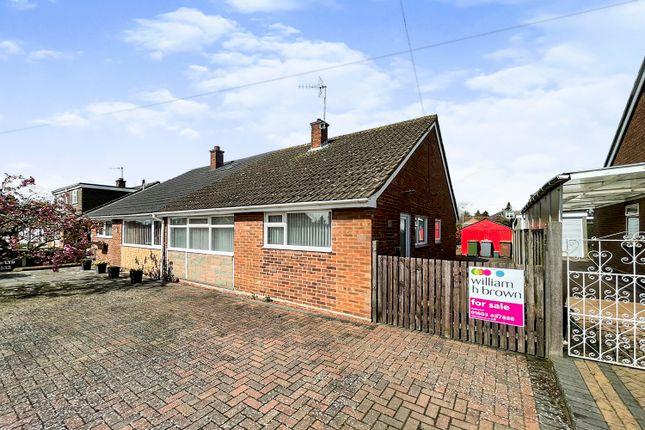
[{"xmin": 400, "ymin": 213, "xmax": 411, "ymax": 257}]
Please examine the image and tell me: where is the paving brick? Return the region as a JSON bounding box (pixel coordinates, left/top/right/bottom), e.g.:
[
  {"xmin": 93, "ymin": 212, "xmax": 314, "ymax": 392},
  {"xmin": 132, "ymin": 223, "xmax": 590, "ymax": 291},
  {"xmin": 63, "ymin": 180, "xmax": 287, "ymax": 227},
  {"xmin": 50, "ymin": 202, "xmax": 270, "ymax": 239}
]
[{"xmin": 0, "ymin": 268, "xmax": 542, "ymax": 429}]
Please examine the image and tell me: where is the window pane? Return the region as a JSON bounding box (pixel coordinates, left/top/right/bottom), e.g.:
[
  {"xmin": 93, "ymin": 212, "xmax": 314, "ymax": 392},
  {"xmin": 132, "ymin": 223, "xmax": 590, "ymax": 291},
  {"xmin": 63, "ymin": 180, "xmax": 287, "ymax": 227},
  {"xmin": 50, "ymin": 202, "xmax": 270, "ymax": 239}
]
[
  {"xmin": 124, "ymin": 220, "xmax": 152, "ymax": 245},
  {"xmin": 268, "ymin": 214, "xmax": 283, "ymax": 223},
  {"xmin": 267, "ymin": 226, "xmax": 284, "ymax": 245},
  {"xmin": 211, "ymin": 216, "xmax": 234, "ymax": 225},
  {"xmin": 435, "ymin": 219, "xmax": 442, "ymax": 243},
  {"xmin": 627, "ymin": 217, "xmax": 639, "ymax": 238},
  {"xmin": 104, "ymin": 221, "xmax": 113, "ymax": 237},
  {"xmin": 189, "ymin": 227, "xmax": 209, "ymax": 250},
  {"xmin": 211, "ymin": 228, "xmax": 234, "ymax": 252},
  {"xmin": 287, "ymin": 212, "xmax": 331, "ymax": 248},
  {"xmin": 153, "ymin": 221, "xmax": 162, "ymax": 245},
  {"xmin": 170, "ymin": 227, "xmax": 187, "ymax": 248},
  {"xmin": 415, "ymin": 216, "xmax": 427, "ymax": 244},
  {"xmin": 189, "ymin": 218, "xmax": 209, "ymax": 225},
  {"xmin": 170, "ymin": 218, "xmax": 187, "ymax": 225}
]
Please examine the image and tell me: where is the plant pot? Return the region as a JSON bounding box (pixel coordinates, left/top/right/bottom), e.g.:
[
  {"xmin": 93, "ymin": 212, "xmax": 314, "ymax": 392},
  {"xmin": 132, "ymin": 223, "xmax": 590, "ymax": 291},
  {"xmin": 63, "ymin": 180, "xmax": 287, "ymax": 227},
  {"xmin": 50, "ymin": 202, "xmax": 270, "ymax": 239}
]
[
  {"xmin": 82, "ymin": 259, "xmax": 92, "ymax": 270},
  {"xmin": 130, "ymin": 269, "xmax": 144, "ymax": 285},
  {"xmin": 96, "ymin": 263, "xmax": 108, "ymax": 274},
  {"xmin": 107, "ymin": 266, "xmax": 120, "ymax": 279}
]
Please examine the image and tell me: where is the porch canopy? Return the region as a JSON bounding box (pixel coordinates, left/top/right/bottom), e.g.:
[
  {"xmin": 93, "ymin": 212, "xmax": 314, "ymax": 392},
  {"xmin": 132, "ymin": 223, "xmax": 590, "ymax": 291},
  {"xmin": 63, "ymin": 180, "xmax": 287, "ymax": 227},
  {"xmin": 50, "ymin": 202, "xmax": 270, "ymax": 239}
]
[
  {"xmin": 522, "ymin": 162, "xmax": 645, "ymax": 216},
  {"xmin": 561, "ymin": 162, "xmax": 645, "ymax": 212}
]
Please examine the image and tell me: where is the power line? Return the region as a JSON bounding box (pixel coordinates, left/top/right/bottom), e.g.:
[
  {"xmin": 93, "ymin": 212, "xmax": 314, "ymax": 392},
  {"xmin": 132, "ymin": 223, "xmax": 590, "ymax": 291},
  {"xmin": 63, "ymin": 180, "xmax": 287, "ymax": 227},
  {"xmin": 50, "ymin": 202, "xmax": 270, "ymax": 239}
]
[
  {"xmin": 0, "ymin": 0, "xmax": 638, "ymax": 136},
  {"xmin": 399, "ymin": 0, "xmax": 425, "ymax": 115}
]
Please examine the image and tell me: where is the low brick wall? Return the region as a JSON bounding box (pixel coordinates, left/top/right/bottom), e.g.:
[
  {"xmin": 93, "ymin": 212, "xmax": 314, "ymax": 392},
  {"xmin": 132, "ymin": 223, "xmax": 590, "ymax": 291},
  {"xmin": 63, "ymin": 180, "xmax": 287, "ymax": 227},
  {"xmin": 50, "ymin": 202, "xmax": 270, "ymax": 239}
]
[
  {"xmin": 120, "ymin": 246, "xmax": 162, "ymax": 275},
  {"xmin": 168, "ymin": 251, "xmax": 234, "ymax": 289}
]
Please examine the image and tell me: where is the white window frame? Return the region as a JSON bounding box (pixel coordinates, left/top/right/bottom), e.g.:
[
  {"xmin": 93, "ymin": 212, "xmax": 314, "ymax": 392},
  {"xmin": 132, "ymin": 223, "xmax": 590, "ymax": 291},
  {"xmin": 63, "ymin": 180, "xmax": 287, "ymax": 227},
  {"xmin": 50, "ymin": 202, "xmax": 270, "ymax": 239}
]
[
  {"xmin": 122, "ymin": 218, "xmax": 162, "ymax": 249},
  {"xmin": 626, "ymin": 203, "xmax": 640, "ymax": 239},
  {"xmin": 264, "ymin": 211, "xmax": 332, "ymax": 252},
  {"xmin": 434, "ymin": 218, "xmax": 442, "ymax": 244},
  {"xmin": 71, "ymin": 189, "xmax": 78, "ymax": 204},
  {"xmin": 168, "ymin": 215, "xmax": 234, "ymax": 256},
  {"xmin": 415, "ymin": 215, "xmax": 428, "ymax": 247},
  {"xmin": 97, "ymin": 220, "xmax": 113, "ymax": 238}
]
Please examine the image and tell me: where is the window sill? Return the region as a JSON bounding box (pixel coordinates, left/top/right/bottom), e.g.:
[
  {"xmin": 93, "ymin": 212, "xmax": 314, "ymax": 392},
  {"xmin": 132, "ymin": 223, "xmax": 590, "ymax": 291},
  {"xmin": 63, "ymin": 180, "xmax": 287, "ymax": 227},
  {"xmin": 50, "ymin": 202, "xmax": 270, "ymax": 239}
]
[
  {"xmin": 168, "ymin": 247, "xmax": 234, "ymax": 257},
  {"xmin": 415, "ymin": 242, "xmax": 428, "ymax": 248},
  {"xmin": 263, "ymin": 244, "xmax": 332, "ymax": 253},
  {"xmin": 97, "ymin": 235, "xmax": 112, "ymax": 239},
  {"xmin": 122, "ymin": 244, "xmax": 161, "ymax": 250}
]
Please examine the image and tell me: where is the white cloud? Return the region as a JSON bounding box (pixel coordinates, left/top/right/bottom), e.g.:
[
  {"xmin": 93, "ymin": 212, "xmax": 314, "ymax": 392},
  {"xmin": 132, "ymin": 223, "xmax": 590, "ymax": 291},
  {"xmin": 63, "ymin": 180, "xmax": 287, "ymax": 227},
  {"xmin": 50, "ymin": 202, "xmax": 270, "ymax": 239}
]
[
  {"xmin": 6, "ymin": 0, "xmax": 36, "ymax": 10},
  {"xmin": 0, "ymin": 40, "xmax": 22, "ymax": 59},
  {"xmin": 268, "ymin": 23, "xmax": 300, "ymax": 35},
  {"xmin": 36, "ymin": 89, "xmax": 211, "ymax": 138},
  {"xmin": 123, "ymin": 7, "xmax": 237, "ymax": 60},
  {"xmin": 27, "ymin": 49, "xmax": 68, "ymax": 61},
  {"xmin": 225, "ymin": 0, "xmax": 301, "ymax": 13}
]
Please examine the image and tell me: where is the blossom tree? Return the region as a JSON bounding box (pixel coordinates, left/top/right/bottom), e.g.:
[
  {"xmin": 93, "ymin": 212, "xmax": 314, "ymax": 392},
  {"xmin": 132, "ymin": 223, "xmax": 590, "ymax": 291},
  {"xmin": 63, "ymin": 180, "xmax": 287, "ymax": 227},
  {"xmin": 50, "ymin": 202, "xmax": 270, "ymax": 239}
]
[{"xmin": 0, "ymin": 174, "xmax": 96, "ymax": 271}]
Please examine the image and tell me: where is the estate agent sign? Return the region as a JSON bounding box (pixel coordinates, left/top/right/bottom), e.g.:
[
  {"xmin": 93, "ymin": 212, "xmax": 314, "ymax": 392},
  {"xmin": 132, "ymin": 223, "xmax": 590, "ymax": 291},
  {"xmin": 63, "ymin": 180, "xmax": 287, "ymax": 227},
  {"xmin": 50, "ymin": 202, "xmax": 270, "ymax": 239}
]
[{"xmin": 468, "ymin": 267, "xmax": 525, "ymax": 327}]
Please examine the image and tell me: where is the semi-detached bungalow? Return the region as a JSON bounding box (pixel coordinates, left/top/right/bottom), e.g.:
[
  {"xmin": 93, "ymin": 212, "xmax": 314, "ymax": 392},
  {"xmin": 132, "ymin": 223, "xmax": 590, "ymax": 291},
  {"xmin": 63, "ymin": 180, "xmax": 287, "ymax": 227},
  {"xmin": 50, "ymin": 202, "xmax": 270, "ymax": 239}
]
[{"xmin": 88, "ymin": 115, "xmax": 458, "ymax": 319}]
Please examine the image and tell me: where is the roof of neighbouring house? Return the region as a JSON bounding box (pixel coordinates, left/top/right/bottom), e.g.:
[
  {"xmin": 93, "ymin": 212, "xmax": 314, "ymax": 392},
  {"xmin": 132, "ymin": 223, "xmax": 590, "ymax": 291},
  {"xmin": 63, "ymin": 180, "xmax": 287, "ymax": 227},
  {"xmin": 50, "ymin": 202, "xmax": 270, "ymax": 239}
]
[
  {"xmin": 51, "ymin": 182, "xmax": 142, "ymax": 194},
  {"xmin": 88, "ymin": 115, "xmax": 457, "ymax": 218},
  {"xmin": 605, "ymin": 56, "xmax": 645, "ymax": 167}
]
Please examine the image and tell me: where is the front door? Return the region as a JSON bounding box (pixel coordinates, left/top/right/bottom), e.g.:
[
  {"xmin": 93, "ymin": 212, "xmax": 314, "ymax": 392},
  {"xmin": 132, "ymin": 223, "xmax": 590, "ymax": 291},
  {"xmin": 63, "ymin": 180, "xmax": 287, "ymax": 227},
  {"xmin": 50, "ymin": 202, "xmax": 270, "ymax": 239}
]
[{"xmin": 400, "ymin": 213, "xmax": 411, "ymax": 257}]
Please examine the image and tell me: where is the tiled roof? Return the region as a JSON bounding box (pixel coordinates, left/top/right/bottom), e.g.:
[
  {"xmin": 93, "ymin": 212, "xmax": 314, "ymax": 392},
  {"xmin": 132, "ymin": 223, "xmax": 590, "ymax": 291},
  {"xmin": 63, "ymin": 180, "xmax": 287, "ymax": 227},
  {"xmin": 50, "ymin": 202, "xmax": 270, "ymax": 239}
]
[{"xmin": 88, "ymin": 115, "xmax": 438, "ymax": 217}]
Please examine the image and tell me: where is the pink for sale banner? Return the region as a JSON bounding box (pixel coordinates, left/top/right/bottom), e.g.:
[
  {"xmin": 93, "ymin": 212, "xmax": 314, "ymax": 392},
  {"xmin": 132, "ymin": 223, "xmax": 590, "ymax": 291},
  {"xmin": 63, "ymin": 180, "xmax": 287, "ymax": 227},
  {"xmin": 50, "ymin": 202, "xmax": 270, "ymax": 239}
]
[{"xmin": 468, "ymin": 267, "xmax": 525, "ymax": 327}]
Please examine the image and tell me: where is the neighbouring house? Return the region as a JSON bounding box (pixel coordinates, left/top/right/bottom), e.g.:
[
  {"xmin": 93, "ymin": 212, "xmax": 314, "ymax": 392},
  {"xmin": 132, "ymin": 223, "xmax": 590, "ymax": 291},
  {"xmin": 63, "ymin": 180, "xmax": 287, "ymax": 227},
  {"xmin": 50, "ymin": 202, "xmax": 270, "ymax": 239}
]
[
  {"xmin": 459, "ymin": 219, "xmax": 512, "ymax": 257},
  {"xmin": 87, "ymin": 115, "xmax": 458, "ymax": 319},
  {"xmin": 52, "ymin": 178, "xmax": 156, "ymax": 213}
]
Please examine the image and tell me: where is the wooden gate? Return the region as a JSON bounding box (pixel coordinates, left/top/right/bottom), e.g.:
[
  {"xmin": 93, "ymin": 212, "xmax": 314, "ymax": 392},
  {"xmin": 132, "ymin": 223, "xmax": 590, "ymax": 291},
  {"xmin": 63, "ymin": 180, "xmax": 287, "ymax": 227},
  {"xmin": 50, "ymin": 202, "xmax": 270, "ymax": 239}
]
[{"xmin": 371, "ymin": 233, "xmax": 546, "ymax": 357}]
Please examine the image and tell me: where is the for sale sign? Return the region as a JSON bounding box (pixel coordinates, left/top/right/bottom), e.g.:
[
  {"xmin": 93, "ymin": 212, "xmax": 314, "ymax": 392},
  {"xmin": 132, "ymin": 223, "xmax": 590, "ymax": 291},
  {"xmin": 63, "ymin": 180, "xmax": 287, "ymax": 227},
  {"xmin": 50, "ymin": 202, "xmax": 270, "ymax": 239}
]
[{"xmin": 468, "ymin": 267, "xmax": 524, "ymax": 327}]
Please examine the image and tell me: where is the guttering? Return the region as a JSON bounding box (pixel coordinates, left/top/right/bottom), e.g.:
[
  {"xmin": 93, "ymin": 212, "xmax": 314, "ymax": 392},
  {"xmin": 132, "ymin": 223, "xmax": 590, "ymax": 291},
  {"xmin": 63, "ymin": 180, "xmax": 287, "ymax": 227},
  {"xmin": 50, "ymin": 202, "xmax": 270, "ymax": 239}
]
[
  {"xmin": 521, "ymin": 174, "xmax": 570, "ymax": 214},
  {"xmin": 88, "ymin": 197, "xmax": 373, "ymax": 220}
]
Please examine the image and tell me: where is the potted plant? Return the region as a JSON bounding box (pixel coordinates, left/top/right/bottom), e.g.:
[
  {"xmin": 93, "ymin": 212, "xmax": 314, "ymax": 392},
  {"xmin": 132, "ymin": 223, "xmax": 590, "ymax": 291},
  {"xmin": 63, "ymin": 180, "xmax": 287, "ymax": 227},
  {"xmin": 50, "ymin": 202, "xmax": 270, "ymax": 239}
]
[
  {"xmin": 96, "ymin": 261, "xmax": 108, "ymax": 274},
  {"xmin": 129, "ymin": 268, "xmax": 144, "ymax": 284},
  {"xmin": 129, "ymin": 256, "xmax": 146, "ymax": 285},
  {"xmin": 82, "ymin": 259, "xmax": 92, "ymax": 270},
  {"xmin": 107, "ymin": 265, "xmax": 120, "ymax": 279}
]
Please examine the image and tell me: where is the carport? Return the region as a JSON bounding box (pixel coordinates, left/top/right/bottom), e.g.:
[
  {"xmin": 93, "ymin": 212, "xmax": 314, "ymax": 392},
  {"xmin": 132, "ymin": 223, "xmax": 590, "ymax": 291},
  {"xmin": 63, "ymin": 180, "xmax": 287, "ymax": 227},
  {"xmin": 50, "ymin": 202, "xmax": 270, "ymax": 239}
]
[{"xmin": 517, "ymin": 162, "xmax": 645, "ymax": 369}]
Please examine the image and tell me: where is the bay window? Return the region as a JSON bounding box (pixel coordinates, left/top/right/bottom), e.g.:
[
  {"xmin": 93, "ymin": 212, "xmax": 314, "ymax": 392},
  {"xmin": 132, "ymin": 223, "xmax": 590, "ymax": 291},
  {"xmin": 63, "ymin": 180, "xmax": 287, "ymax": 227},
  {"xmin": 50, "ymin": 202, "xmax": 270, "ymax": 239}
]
[
  {"xmin": 265, "ymin": 211, "xmax": 331, "ymax": 251},
  {"xmin": 123, "ymin": 220, "xmax": 161, "ymax": 247},
  {"xmin": 169, "ymin": 215, "xmax": 234, "ymax": 254}
]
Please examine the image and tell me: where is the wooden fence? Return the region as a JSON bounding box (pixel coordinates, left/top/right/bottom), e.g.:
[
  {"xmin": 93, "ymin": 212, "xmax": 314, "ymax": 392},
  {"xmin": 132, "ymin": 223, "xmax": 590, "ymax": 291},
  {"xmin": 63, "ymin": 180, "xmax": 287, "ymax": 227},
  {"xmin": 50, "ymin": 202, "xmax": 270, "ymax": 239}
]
[{"xmin": 371, "ymin": 237, "xmax": 546, "ymax": 356}]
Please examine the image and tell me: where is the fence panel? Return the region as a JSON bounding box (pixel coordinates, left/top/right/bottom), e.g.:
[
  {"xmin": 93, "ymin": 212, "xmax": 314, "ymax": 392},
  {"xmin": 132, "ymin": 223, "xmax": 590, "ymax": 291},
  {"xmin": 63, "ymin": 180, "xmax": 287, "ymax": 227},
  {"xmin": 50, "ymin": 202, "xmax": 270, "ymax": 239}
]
[{"xmin": 374, "ymin": 254, "xmax": 546, "ymax": 357}]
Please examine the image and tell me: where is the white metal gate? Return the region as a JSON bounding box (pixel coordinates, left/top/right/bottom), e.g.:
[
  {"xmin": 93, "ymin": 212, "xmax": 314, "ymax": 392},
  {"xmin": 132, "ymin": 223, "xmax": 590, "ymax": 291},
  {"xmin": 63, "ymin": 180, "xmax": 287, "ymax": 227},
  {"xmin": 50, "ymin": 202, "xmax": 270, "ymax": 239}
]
[{"xmin": 566, "ymin": 234, "xmax": 645, "ymax": 369}]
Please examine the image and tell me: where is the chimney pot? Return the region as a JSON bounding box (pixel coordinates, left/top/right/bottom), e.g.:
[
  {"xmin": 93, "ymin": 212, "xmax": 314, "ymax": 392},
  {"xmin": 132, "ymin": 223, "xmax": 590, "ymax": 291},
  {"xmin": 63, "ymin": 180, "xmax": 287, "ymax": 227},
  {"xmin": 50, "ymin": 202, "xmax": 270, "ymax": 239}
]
[
  {"xmin": 116, "ymin": 178, "xmax": 126, "ymax": 188},
  {"xmin": 310, "ymin": 118, "xmax": 329, "ymax": 149},
  {"xmin": 210, "ymin": 146, "xmax": 225, "ymax": 169}
]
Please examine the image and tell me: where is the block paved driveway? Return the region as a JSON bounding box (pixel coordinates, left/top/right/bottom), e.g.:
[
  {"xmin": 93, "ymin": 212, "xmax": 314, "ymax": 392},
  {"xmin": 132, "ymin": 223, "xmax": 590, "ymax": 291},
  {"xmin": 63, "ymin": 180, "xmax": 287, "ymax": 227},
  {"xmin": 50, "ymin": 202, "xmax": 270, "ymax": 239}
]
[{"xmin": 0, "ymin": 268, "xmax": 540, "ymax": 429}]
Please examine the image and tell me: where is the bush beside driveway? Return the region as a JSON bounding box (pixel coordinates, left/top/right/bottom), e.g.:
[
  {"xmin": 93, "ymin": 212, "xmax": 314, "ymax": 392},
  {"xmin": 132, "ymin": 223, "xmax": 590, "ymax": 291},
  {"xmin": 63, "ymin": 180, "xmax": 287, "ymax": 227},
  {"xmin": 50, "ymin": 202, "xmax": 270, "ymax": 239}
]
[{"xmin": 0, "ymin": 268, "xmax": 540, "ymax": 429}]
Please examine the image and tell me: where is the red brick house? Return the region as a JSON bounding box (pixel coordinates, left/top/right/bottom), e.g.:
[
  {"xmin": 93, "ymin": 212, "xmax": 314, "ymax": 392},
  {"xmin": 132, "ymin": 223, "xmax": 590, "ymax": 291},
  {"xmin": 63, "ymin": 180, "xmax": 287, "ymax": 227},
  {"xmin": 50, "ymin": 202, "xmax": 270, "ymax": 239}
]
[
  {"xmin": 88, "ymin": 115, "xmax": 458, "ymax": 319},
  {"xmin": 594, "ymin": 57, "xmax": 645, "ymax": 240}
]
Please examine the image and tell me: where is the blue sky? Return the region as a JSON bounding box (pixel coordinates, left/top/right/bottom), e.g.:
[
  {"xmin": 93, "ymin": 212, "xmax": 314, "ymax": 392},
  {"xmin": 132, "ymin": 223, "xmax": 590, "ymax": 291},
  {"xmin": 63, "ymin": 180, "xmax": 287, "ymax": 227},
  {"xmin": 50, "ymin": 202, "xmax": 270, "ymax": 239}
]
[{"xmin": 1, "ymin": 0, "xmax": 643, "ymax": 212}]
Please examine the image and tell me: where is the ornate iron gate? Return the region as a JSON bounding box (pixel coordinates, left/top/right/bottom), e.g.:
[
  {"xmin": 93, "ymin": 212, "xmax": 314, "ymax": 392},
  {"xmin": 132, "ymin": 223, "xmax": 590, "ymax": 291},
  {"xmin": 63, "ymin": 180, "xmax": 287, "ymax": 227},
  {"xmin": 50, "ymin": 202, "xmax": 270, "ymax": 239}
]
[{"xmin": 566, "ymin": 234, "xmax": 645, "ymax": 369}]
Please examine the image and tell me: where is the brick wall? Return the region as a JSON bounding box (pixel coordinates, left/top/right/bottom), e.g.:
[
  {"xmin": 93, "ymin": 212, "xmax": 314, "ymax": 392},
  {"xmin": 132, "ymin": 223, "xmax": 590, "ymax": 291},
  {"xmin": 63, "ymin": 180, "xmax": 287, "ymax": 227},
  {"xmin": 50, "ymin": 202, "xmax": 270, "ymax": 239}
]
[
  {"xmin": 373, "ymin": 128, "xmax": 457, "ymax": 259},
  {"xmin": 91, "ymin": 220, "xmax": 122, "ymax": 266},
  {"xmin": 234, "ymin": 210, "xmax": 372, "ymax": 318},
  {"xmin": 168, "ymin": 251, "xmax": 234, "ymax": 288},
  {"xmin": 120, "ymin": 246, "xmax": 162, "ymax": 273},
  {"xmin": 593, "ymin": 198, "xmax": 644, "ymax": 273},
  {"xmin": 612, "ymin": 90, "xmax": 645, "ymax": 166}
]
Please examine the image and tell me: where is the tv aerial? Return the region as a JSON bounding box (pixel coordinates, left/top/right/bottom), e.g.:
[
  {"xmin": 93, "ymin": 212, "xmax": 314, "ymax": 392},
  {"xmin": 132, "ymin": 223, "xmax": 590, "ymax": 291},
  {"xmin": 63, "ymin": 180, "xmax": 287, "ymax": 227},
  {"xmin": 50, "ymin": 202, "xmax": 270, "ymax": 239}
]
[
  {"xmin": 110, "ymin": 166, "xmax": 124, "ymax": 178},
  {"xmin": 299, "ymin": 76, "xmax": 327, "ymax": 122}
]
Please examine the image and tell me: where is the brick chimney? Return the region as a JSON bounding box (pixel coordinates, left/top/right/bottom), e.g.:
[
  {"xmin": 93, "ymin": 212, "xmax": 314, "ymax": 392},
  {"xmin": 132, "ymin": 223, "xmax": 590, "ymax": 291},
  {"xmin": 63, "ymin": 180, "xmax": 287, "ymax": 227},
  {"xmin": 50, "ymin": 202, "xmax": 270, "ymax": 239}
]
[
  {"xmin": 210, "ymin": 146, "xmax": 225, "ymax": 170},
  {"xmin": 310, "ymin": 119, "xmax": 329, "ymax": 149},
  {"xmin": 115, "ymin": 178, "xmax": 126, "ymax": 188}
]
